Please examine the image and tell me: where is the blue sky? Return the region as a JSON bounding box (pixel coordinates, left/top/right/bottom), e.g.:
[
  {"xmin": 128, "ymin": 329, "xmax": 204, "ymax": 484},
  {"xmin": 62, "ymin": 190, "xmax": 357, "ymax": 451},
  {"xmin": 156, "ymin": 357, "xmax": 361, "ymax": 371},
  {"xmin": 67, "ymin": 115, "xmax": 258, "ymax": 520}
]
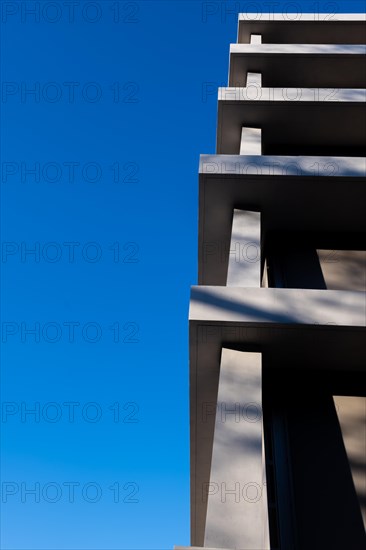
[{"xmin": 0, "ymin": 1, "xmax": 364, "ymax": 548}]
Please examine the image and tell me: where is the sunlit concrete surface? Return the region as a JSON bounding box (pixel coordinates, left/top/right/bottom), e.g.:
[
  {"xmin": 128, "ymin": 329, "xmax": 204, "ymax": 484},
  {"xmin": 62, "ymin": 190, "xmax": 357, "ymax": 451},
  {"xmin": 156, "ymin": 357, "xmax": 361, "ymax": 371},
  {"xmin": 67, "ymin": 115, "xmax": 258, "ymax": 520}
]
[
  {"xmin": 250, "ymin": 34, "xmax": 262, "ymax": 44},
  {"xmin": 190, "ymin": 286, "xmax": 366, "ymax": 327},
  {"xmin": 204, "ymin": 349, "xmax": 269, "ymax": 549},
  {"xmin": 200, "ymin": 155, "xmax": 366, "ymax": 176},
  {"xmin": 317, "ymin": 250, "xmax": 366, "ymax": 291},
  {"xmin": 239, "ymin": 127, "xmax": 262, "ymax": 155},
  {"xmin": 334, "ymin": 396, "xmax": 366, "ymax": 530},
  {"xmin": 227, "ymin": 210, "xmax": 261, "ymax": 287},
  {"xmin": 246, "ymin": 72, "xmax": 262, "ymax": 87}
]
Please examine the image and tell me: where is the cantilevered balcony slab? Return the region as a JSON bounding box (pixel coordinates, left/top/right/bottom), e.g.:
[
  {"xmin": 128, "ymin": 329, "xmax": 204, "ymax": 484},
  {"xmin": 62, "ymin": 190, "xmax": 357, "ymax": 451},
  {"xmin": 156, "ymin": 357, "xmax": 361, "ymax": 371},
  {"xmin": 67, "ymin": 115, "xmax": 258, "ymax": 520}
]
[
  {"xmin": 229, "ymin": 44, "xmax": 366, "ymax": 87},
  {"xmin": 237, "ymin": 13, "xmax": 366, "ymax": 44},
  {"xmin": 217, "ymin": 88, "xmax": 366, "ymax": 155},
  {"xmin": 190, "ymin": 286, "xmax": 366, "ymax": 329},
  {"xmin": 189, "ymin": 285, "xmax": 366, "ymax": 546},
  {"xmin": 198, "ymin": 155, "xmax": 366, "ymax": 285}
]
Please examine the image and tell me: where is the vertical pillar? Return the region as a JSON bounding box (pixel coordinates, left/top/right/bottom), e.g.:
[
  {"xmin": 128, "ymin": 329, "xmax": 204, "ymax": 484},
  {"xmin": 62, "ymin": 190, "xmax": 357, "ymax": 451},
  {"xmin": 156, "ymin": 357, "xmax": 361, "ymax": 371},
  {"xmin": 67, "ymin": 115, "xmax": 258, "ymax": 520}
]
[
  {"xmin": 246, "ymin": 72, "xmax": 262, "ymax": 87},
  {"xmin": 250, "ymin": 34, "xmax": 262, "ymax": 44},
  {"xmin": 227, "ymin": 209, "xmax": 261, "ymax": 287},
  {"xmin": 240, "ymin": 127, "xmax": 262, "ymax": 155},
  {"xmin": 204, "ymin": 349, "xmax": 268, "ymax": 549}
]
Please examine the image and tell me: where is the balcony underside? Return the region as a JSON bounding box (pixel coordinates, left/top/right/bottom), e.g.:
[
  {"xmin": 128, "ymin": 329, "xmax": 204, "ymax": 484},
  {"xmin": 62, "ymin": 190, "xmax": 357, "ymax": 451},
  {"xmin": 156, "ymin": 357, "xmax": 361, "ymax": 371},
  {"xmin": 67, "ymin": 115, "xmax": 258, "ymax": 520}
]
[
  {"xmin": 198, "ymin": 155, "xmax": 366, "ymax": 285},
  {"xmin": 229, "ymin": 45, "xmax": 366, "ymax": 87},
  {"xmin": 217, "ymin": 89, "xmax": 366, "ymax": 155}
]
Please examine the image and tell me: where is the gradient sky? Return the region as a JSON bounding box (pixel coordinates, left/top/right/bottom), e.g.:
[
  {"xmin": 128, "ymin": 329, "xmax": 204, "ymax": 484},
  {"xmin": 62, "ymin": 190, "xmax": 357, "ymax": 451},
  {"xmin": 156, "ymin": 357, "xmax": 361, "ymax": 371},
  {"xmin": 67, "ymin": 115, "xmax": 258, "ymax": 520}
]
[{"xmin": 1, "ymin": 1, "xmax": 364, "ymax": 548}]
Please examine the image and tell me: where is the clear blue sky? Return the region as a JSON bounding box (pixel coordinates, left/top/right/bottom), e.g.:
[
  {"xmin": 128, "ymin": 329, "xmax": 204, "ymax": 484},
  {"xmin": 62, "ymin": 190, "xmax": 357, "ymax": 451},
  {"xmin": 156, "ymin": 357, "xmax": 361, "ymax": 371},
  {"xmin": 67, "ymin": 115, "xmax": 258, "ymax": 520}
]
[{"xmin": 0, "ymin": 1, "xmax": 364, "ymax": 548}]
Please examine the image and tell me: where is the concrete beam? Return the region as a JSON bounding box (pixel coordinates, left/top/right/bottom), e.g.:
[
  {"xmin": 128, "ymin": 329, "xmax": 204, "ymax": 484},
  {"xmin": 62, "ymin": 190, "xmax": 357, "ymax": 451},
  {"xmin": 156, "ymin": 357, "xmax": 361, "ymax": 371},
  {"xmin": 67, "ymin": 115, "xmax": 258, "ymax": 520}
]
[
  {"xmin": 204, "ymin": 349, "xmax": 269, "ymax": 549},
  {"xmin": 227, "ymin": 209, "xmax": 261, "ymax": 287}
]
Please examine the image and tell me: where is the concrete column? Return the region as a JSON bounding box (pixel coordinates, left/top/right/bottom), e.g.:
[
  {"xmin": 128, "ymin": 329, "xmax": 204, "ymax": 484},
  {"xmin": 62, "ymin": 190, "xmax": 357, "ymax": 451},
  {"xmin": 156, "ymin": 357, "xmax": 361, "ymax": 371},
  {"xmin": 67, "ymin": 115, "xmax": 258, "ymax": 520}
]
[
  {"xmin": 250, "ymin": 34, "xmax": 262, "ymax": 44},
  {"xmin": 240, "ymin": 127, "xmax": 262, "ymax": 155},
  {"xmin": 246, "ymin": 72, "xmax": 262, "ymax": 87},
  {"xmin": 227, "ymin": 209, "xmax": 261, "ymax": 287},
  {"xmin": 204, "ymin": 349, "xmax": 269, "ymax": 549}
]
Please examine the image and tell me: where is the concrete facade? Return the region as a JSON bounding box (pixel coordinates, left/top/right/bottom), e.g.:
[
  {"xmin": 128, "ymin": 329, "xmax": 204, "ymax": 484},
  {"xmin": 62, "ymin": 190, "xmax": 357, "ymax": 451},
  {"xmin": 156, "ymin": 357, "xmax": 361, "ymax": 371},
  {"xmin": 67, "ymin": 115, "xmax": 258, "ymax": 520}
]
[{"xmin": 176, "ymin": 13, "xmax": 366, "ymax": 550}]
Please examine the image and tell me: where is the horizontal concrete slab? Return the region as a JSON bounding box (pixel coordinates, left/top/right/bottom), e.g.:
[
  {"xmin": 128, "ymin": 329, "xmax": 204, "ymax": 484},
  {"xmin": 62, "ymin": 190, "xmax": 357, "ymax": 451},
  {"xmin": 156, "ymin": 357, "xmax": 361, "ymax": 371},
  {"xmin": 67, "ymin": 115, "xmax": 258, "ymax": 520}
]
[
  {"xmin": 200, "ymin": 155, "xmax": 366, "ymax": 177},
  {"xmin": 217, "ymin": 88, "xmax": 366, "ymax": 155},
  {"xmin": 198, "ymin": 155, "xmax": 366, "ymax": 285},
  {"xmin": 231, "ymin": 44, "xmax": 366, "ymax": 55},
  {"xmin": 237, "ymin": 14, "xmax": 366, "ymax": 44},
  {"xmin": 229, "ymin": 44, "xmax": 366, "ymax": 88},
  {"xmin": 219, "ymin": 87, "xmax": 366, "ymax": 103},
  {"xmin": 190, "ymin": 286, "xmax": 366, "ymax": 326}
]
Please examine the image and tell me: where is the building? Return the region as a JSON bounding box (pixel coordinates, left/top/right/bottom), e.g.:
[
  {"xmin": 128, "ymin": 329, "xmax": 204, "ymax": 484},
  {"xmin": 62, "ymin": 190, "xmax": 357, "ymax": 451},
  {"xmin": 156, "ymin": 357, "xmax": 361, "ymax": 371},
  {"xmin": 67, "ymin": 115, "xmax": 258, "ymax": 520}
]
[{"xmin": 176, "ymin": 12, "xmax": 366, "ymax": 550}]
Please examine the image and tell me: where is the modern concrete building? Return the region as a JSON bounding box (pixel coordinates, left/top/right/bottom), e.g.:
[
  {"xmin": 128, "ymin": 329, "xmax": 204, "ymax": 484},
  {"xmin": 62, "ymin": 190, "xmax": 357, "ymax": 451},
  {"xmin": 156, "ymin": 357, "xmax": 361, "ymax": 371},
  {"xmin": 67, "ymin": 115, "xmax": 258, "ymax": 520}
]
[{"xmin": 176, "ymin": 13, "xmax": 366, "ymax": 550}]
